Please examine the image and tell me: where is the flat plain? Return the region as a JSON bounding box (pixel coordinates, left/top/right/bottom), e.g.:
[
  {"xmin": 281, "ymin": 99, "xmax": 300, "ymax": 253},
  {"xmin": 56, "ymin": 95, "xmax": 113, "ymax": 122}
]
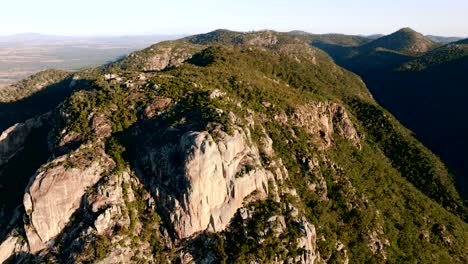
[{"xmin": 0, "ymin": 34, "xmax": 181, "ymax": 86}]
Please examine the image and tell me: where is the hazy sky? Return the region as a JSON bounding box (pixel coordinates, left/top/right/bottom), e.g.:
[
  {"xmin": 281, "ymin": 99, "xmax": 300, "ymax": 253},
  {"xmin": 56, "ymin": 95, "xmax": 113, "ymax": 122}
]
[{"xmin": 1, "ymin": 0, "xmax": 467, "ymax": 36}]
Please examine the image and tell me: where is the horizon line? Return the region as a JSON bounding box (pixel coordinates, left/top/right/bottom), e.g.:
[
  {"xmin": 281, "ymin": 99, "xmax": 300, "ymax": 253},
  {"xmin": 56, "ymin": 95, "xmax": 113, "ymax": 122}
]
[{"xmin": 0, "ymin": 28, "xmax": 466, "ymax": 39}]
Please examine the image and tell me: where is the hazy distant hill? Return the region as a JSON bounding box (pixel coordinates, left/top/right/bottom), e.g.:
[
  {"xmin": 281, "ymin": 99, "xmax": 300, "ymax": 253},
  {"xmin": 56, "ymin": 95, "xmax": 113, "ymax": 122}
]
[
  {"xmin": 364, "ymin": 34, "xmax": 385, "ymax": 40},
  {"xmin": 426, "ymin": 35, "xmax": 464, "ymax": 43},
  {"xmin": 0, "ymin": 33, "xmax": 72, "ymax": 43},
  {"xmin": 312, "ymin": 28, "xmax": 441, "ymax": 73}
]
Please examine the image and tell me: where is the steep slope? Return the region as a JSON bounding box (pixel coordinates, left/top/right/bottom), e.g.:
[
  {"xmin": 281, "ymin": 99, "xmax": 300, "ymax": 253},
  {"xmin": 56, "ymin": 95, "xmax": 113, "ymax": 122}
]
[
  {"xmin": 0, "ymin": 31, "xmax": 466, "ymax": 263},
  {"xmin": 313, "ymin": 28, "xmax": 440, "ymax": 73},
  {"xmin": 399, "ymin": 38, "xmax": 468, "ymax": 70},
  {"xmin": 314, "ymin": 28, "xmax": 468, "ymax": 199},
  {"xmin": 0, "ymin": 69, "xmax": 99, "ymax": 132},
  {"xmin": 0, "ymin": 69, "xmax": 70, "ymax": 103},
  {"xmin": 362, "ymin": 40, "xmax": 468, "ymax": 198},
  {"xmin": 361, "ymin": 27, "xmax": 438, "ymax": 55}
]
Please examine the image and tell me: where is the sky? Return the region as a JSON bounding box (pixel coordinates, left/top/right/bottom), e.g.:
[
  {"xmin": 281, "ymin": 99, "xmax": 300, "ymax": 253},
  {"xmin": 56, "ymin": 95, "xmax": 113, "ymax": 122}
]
[{"xmin": 1, "ymin": 0, "xmax": 467, "ymax": 37}]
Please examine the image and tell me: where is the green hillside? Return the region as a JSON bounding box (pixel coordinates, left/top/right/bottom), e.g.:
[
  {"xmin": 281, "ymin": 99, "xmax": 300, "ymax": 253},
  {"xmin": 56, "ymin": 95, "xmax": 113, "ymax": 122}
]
[{"xmin": 0, "ymin": 30, "xmax": 466, "ymax": 263}]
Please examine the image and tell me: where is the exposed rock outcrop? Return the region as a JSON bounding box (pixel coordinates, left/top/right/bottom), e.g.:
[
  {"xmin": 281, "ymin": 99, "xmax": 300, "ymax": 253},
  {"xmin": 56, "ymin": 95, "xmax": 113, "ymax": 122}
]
[
  {"xmin": 0, "ymin": 236, "xmax": 19, "ymax": 263},
  {"xmin": 246, "ymin": 32, "xmax": 279, "ymax": 47},
  {"xmin": 142, "ymin": 97, "xmax": 172, "ymax": 119},
  {"xmin": 143, "ymin": 46, "xmax": 193, "ymax": 71},
  {"xmin": 23, "ymin": 143, "xmax": 114, "ymax": 253},
  {"xmin": 0, "ymin": 115, "xmax": 46, "ymax": 166},
  {"xmin": 293, "ymin": 102, "xmax": 361, "ymax": 148},
  {"xmin": 145, "ymin": 128, "xmax": 274, "ymax": 239},
  {"xmin": 294, "ymin": 217, "xmax": 320, "ymax": 264},
  {"xmin": 123, "ymin": 43, "xmax": 201, "ymax": 72}
]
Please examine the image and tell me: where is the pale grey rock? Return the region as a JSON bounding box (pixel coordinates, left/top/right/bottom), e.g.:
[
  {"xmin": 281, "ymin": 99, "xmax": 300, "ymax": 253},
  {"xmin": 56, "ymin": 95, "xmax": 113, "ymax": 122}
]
[
  {"xmin": 136, "ymin": 44, "xmax": 197, "ymax": 72},
  {"xmin": 94, "ymin": 206, "xmax": 121, "ymax": 235},
  {"xmin": 57, "ymin": 130, "xmax": 80, "ymax": 148},
  {"xmin": 335, "ymin": 240, "xmax": 349, "ymax": 264},
  {"xmin": 180, "ymin": 251, "xmax": 195, "ymax": 264},
  {"xmin": 88, "ymin": 172, "xmax": 131, "ymax": 213},
  {"xmin": 209, "ymin": 89, "xmax": 226, "ymax": 99},
  {"xmin": 308, "ymin": 157, "xmax": 328, "ymax": 201},
  {"xmin": 295, "ymin": 217, "xmax": 320, "ymax": 264},
  {"xmin": 89, "ymin": 172, "xmax": 132, "ymax": 236},
  {"xmin": 104, "ymin": 74, "xmax": 119, "ymax": 81},
  {"xmin": 260, "ymin": 133, "xmax": 274, "ymax": 158},
  {"xmin": 293, "ymin": 102, "xmax": 361, "ymax": 148},
  {"xmin": 0, "ymin": 236, "xmax": 18, "ymax": 263},
  {"xmin": 274, "ymin": 110, "xmax": 289, "ymax": 124},
  {"xmin": 367, "ymin": 213, "xmax": 390, "ymax": 259},
  {"xmin": 23, "ymin": 144, "xmax": 114, "ymax": 253},
  {"xmin": 0, "ymin": 115, "xmax": 45, "ymax": 166},
  {"xmin": 241, "ymin": 205, "xmax": 321, "ymax": 264},
  {"xmin": 150, "ymin": 128, "xmax": 274, "ymax": 239},
  {"xmin": 90, "ymin": 113, "xmax": 112, "ymax": 139},
  {"xmin": 246, "ymin": 32, "xmax": 278, "ymax": 46}
]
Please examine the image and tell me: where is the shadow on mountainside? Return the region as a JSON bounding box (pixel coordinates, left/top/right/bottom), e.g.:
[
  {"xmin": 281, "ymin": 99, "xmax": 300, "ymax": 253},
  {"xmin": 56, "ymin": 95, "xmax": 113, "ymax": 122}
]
[
  {"xmin": 0, "ymin": 77, "xmax": 76, "ymax": 132},
  {"xmin": 360, "ymin": 56, "xmax": 468, "ymax": 198},
  {"xmin": 0, "ymin": 124, "xmax": 51, "ymax": 239},
  {"xmin": 0, "ymin": 77, "xmax": 90, "ymax": 239},
  {"xmin": 314, "ymin": 38, "xmax": 468, "ymax": 199}
]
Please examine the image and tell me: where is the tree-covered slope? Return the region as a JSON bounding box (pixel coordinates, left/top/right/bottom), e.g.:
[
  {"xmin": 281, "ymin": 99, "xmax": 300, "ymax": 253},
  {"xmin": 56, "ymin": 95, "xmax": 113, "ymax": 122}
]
[
  {"xmin": 312, "ymin": 28, "xmax": 440, "ymax": 74},
  {"xmin": 288, "ymin": 31, "xmax": 372, "ymax": 47},
  {"xmin": 312, "ymin": 30, "xmax": 468, "ymax": 200},
  {"xmin": 361, "ymin": 28, "xmax": 438, "ymax": 55},
  {"xmin": 399, "ymin": 39, "xmax": 468, "ymax": 70},
  {"xmin": 0, "ymin": 30, "xmax": 466, "ymax": 263}
]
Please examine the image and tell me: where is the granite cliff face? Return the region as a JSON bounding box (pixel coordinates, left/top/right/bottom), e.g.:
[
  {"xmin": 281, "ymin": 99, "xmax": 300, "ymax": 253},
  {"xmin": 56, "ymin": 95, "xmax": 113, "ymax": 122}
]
[
  {"xmin": 146, "ymin": 128, "xmax": 274, "ymax": 238},
  {"xmin": 0, "ymin": 30, "xmax": 466, "ymax": 263},
  {"xmin": 23, "ymin": 143, "xmax": 115, "ymax": 253}
]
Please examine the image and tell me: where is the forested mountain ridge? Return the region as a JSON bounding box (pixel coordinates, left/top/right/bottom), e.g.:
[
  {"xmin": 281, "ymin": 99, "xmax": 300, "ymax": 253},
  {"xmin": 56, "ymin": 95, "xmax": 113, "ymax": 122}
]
[
  {"xmin": 312, "ymin": 28, "xmax": 468, "ymax": 200},
  {"xmin": 0, "ymin": 30, "xmax": 466, "ymax": 263}
]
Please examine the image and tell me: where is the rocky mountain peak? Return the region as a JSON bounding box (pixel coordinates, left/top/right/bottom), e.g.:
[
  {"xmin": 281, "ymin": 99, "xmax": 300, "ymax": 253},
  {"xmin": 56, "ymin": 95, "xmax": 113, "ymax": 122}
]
[{"xmin": 0, "ymin": 29, "xmax": 466, "ymax": 263}]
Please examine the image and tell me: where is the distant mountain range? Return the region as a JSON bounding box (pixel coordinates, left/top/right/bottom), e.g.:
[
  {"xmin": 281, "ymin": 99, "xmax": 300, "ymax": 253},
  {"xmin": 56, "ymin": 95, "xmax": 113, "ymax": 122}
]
[
  {"xmin": 426, "ymin": 35, "xmax": 464, "ymax": 43},
  {"xmin": 0, "ymin": 33, "xmax": 71, "ymax": 42},
  {"xmin": 309, "ymin": 27, "xmax": 468, "ymax": 198}
]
